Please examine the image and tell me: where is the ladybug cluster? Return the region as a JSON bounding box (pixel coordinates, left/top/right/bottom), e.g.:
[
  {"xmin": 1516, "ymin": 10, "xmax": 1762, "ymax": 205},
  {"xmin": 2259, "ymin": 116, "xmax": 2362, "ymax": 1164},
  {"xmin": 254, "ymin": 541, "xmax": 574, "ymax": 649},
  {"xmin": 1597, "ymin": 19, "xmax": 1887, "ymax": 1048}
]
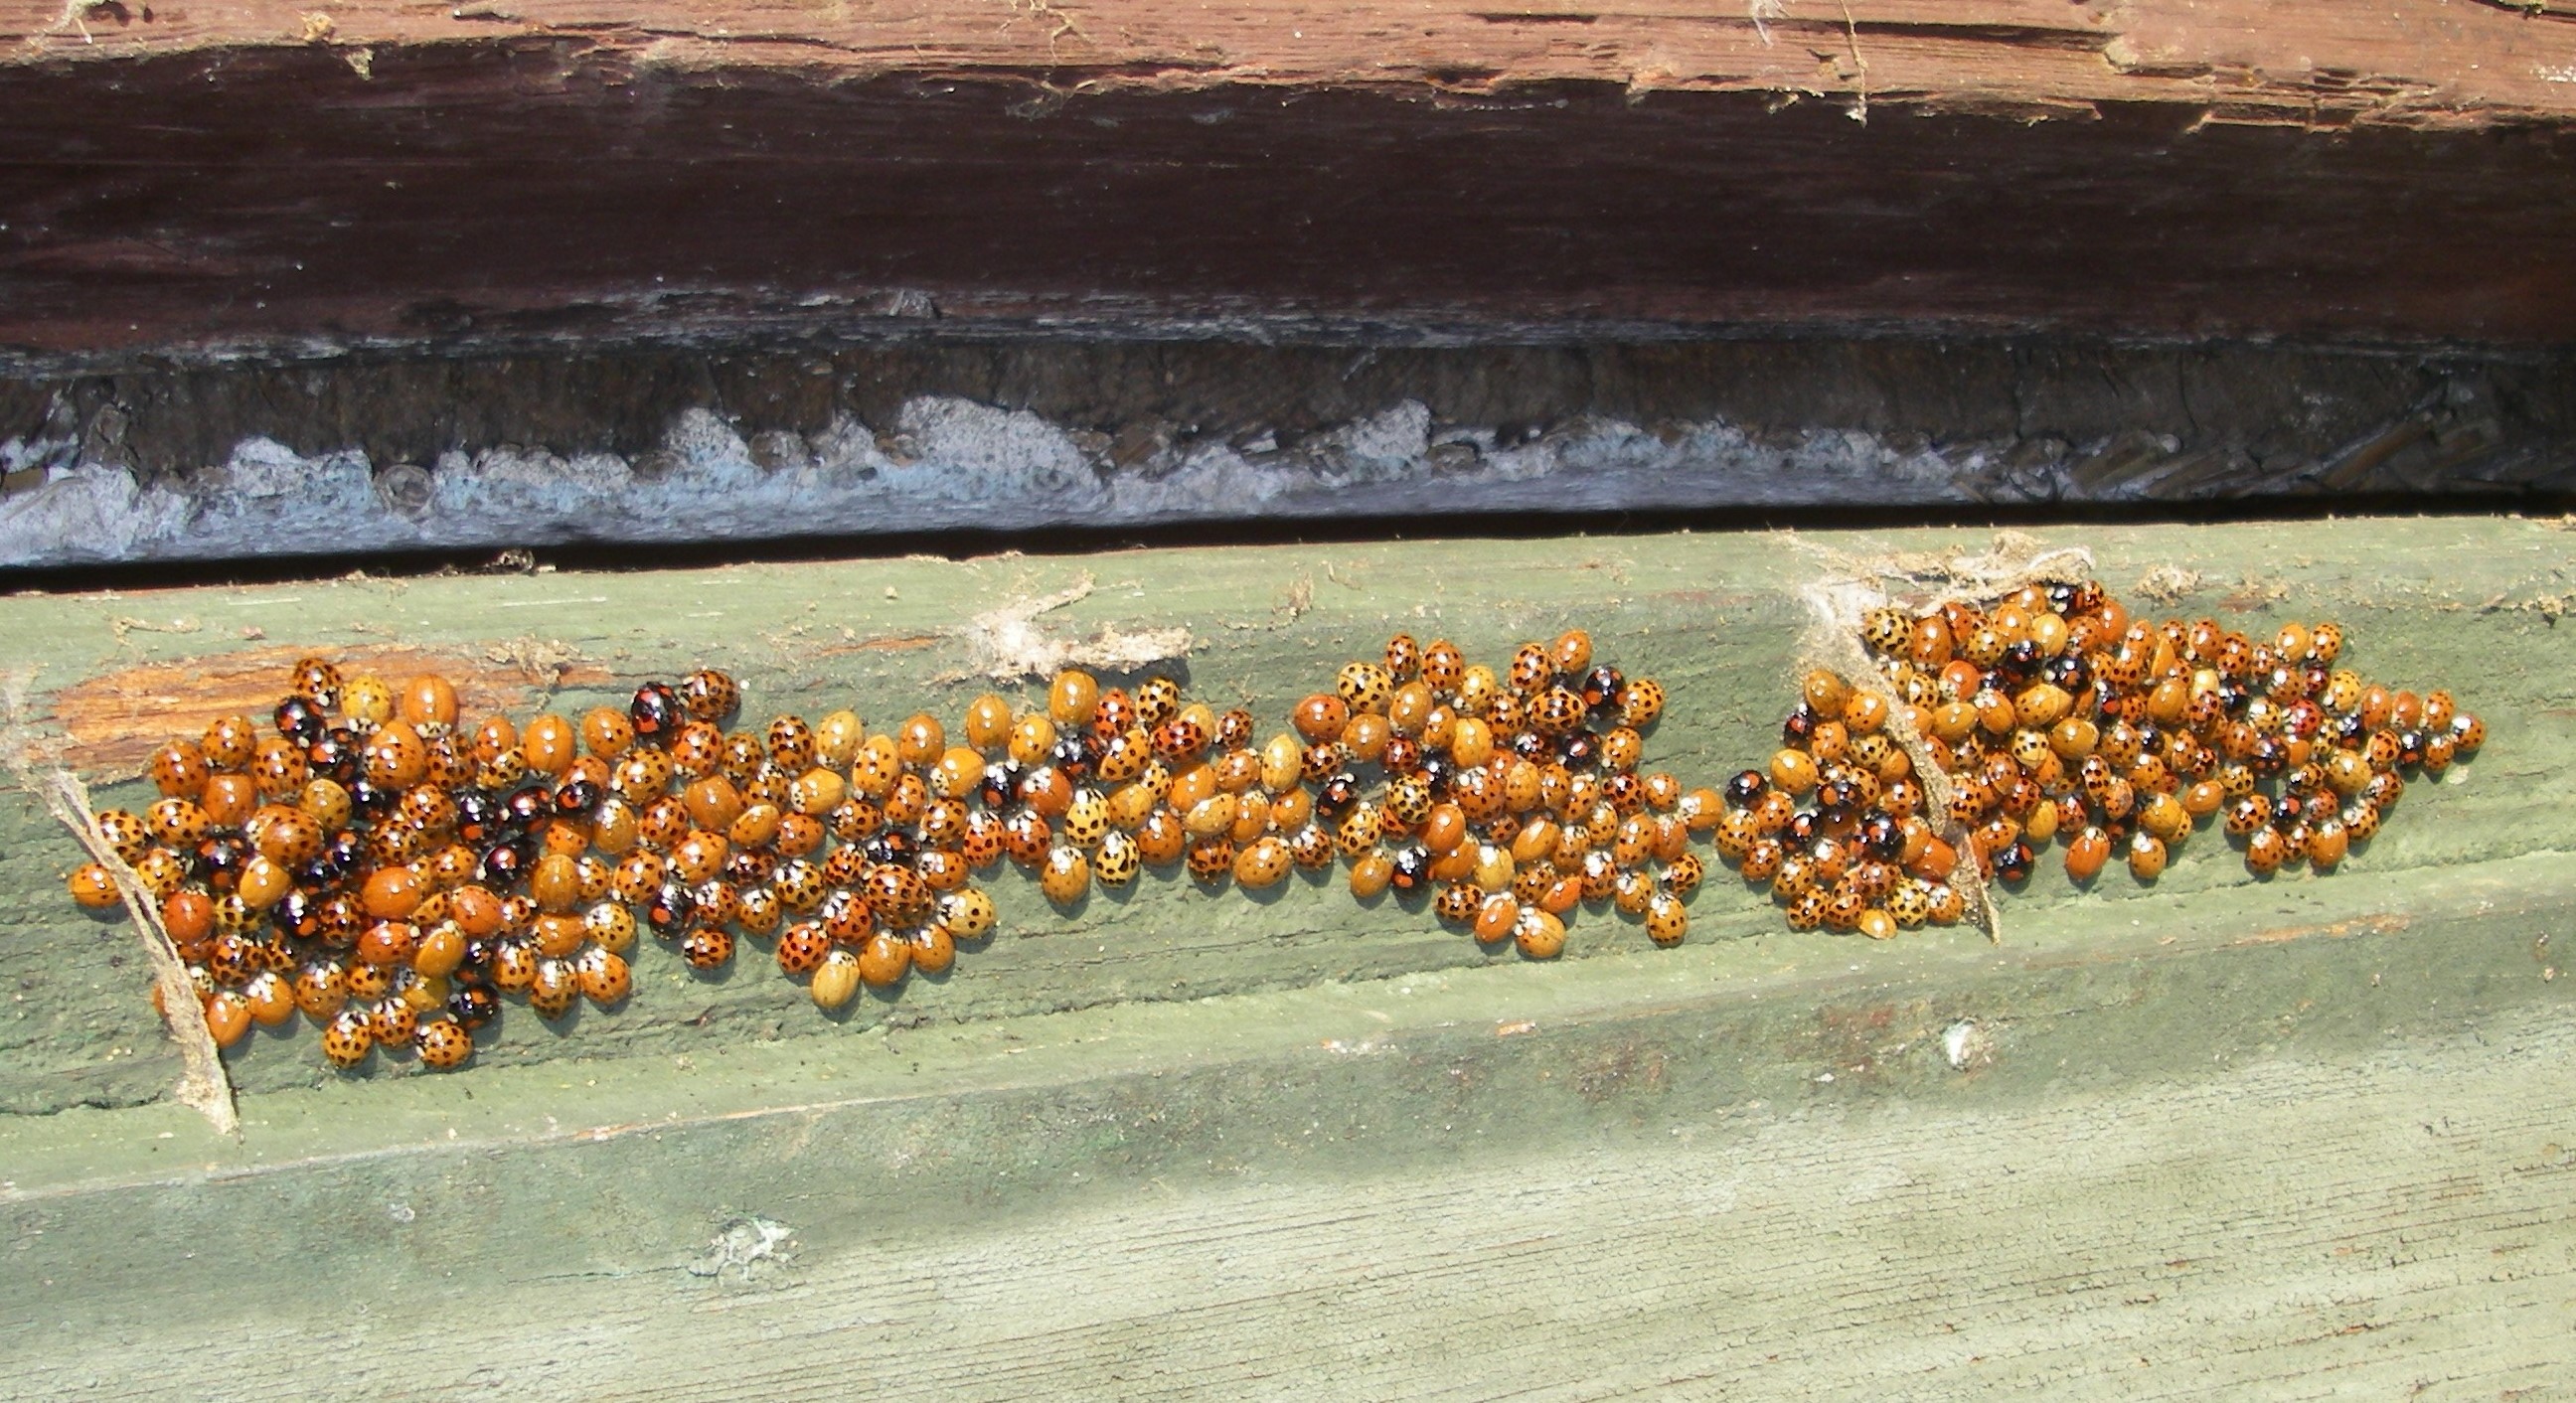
[
  {"xmin": 756, "ymin": 666, "xmax": 1307, "ymax": 1011},
  {"xmin": 1865, "ymin": 580, "xmax": 2479, "ymax": 885},
  {"xmin": 1285, "ymin": 631, "xmax": 1709, "ymax": 959},
  {"xmin": 68, "ymin": 660, "xmax": 639, "ymax": 1074},
  {"xmin": 57, "ymin": 594, "xmax": 2487, "ymax": 1072},
  {"xmin": 1714, "ymin": 578, "xmax": 2488, "ymax": 938},
  {"xmin": 57, "ymin": 659, "xmax": 1336, "ymax": 1065},
  {"xmin": 1710, "ymin": 666, "xmax": 1974, "ymax": 939},
  {"xmin": 541, "ymin": 677, "xmax": 1018, "ymax": 1014}
]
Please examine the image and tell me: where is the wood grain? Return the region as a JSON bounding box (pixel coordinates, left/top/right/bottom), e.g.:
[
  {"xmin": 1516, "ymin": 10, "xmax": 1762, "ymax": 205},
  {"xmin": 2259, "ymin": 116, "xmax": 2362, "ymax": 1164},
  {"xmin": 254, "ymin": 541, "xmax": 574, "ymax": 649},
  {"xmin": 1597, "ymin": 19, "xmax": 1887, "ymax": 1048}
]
[
  {"xmin": 0, "ymin": 518, "xmax": 2567, "ymax": 1118},
  {"xmin": 0, "ymin": 0, "xmax": 2569, "ymax": 356},
  {"xmin": 1, "ymin": 961, "xmax": 2568, "ymax": 1400},
  {"xmin": 45, "ymin": 641, "xmax": 612, "ymax": 773},
  {"xmin": 8, "ymin": 0, "xmax": 2571, "ymax": 123}
]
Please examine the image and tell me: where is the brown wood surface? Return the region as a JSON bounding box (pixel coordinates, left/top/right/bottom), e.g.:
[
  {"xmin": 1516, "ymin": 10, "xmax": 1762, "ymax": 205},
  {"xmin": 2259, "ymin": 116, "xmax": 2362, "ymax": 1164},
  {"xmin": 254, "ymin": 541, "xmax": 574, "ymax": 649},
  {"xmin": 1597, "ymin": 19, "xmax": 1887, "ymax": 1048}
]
[
  {"xmin": 13, "ymin": 0, "xmax": 2573, "ymax": 120},
  {"xmin": 0, "ymin": 0, "xmax": 2570, "ymax": 360}
]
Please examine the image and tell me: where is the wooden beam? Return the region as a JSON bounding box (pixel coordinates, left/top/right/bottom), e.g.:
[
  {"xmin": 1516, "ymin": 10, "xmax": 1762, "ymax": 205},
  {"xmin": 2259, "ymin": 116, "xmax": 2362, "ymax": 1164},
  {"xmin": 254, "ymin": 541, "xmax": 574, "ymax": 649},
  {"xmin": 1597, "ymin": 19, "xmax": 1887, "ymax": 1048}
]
[
  {"xmin": 2, "ymin": 516, "xmax": 2567, "ymax": 1109},
  {"xmin": 2, "ymin": 516, "xmax": 2571, "ymax": 1391},
  {"xmin": 0, "ymin": 1, "xmax": 2570, "ymax": 358}
]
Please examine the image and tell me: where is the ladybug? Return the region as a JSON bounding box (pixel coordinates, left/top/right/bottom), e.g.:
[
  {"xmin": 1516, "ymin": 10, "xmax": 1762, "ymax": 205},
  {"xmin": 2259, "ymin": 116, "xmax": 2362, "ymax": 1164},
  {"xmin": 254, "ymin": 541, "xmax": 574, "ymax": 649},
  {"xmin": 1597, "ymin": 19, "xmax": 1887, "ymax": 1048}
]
[
  {"xmin": 519, "ymin": 957, "xmax": 575, "ymax": 1018},
  {"xmin": 1433, "ymin": 881, "xmax": 1483, "ymax": 924},
  {"xmin": 288, "ymin": 960, "xmax": 349, "ymax": 1018},
  {"xmin": 767, "ymin": 715, "xmax": 819, "ymax": 770},
  {"xmin": 1781, "ymin": 704, "xmax": 1821, "ymax": 748},
  {"xmin": 1379, "ymin": 735, "xmax": 1422, "ymax": 776},
  {"xmin": 1231, "ymin": 836, "xmax": 1292, "ymax": 889},
  {"xmin": 502, "ymin": 783, "xmax": 554, "ymax": 831},
  {"xmin": 1821, "ymin": 887, "xmax": 1866, "ymax": 932},
  {"xmin": 553, "ymin": 777, "xmax": 602, "ymax": 817},
  {"xmin": 477, "ymin": 834, "xmax": 538, "ymax": 887},
  {"xmin": 1618, "ymin": 678, "xmax": 1667, "ymax": 728},
  {"xmin": 415, "ymin": 1019, "xmax": 474, "ymax": 1071},
  {"xmin": 769, "ymin": 857, "xmax": 829, "ymax": 911},
  {"xmin": 144, "ymin": 797, "xmax": 214, "ymax": 849},
  {"xmin": 699, "ymin": 726, "xmax": 754, "ymax": 780},
  {"xmin": 148, "ymin": 739, "xmax": 214, "ymax": 798},
  {"xmin": 1388, "ymin": 846, "xmax": 1433, "ymax": 893},
  {"xmin": 1643, "ymin": 891, "xmax": 1689, "ymax": 947},
  {"xmin": 959, "ymin": 810, "xmax": 1008, "ymax": 869},
  {"xmin": 1860, "ymin": 608, "xmax": 1910, "ymax": 656},
  {"xmin": 1506, "ymin": 645, "xmax": 1552, "ymax": 695},
  {"xmin": 269, "ymin": 887, "xmax": 327, "ymax": 941},
  {"xmin": 863, "ymin": 830, "xmax": 918, "ymax": 866},
  {"xmin": 274, "ymin": 695, "xmax": 329, "ymax": 745},
  {"xmin": 1089, "ymin": 689, "xmax": 1140, "ymax": 740},
  {"xmin": 306, "ymin": 726, "xmax": 363, "ymax": 786},
  {"xmin": 1061, "ymin": 789, "xmax": 1111, "ymax": 847},
  {"xmin": 1039, "ymin": 846, "xmax": 1091, "ymax": 904},
  {"xmin": 1338, "ymin": 662, "xmax": 1396, "ymax": 714},
  {"xmin": 1184, "ymin": 837, "xmax": 1236, "ymax": 883},
  {"xmin": 806, "ymin": 949, "xmax": 862, "ymax": 1009},
  {"xmin": 629, "ymin": 682, "xmax": 683, "ymax": 745},
  {"xmin": 680, "ymin": 925, "xmax": 735, "ymax": 971},
  {"xmin": 938, "ymin": 887, "xmax": 998, "ymax": 940},
  {"xmin": 193, "ymin": 835, "xmax": 250, "ymax": 893},
  {"xmin": 1854, "ymin": 812, "xmax": 1904, "ymax": 861},
  {"xmin": 775, "ymin": 921, "xmax": 833, "ymax": 976},
  {"xmin": 1001, "ymin": 810, "xmax": 1052, "ymax": 866},
  {"xmin": 200, "ymin": 713, "xmax": 259, "ymax": 770},
  {"xmin": 1046, "ymin": 733, "xmax": 1097, "ymax": 781},
  {"xmin": 320, "ymin": 1007, "xmax": 374, "ymax": 1069},
  {"xmin": 1135, "ymin": 677, "xmax": 1184, "ymax": 727},
  {"xmin": 644, "ymin": 880, "xmax": 697, "ymax": 938},
  {"xmin": 1094, "ymin": 830, "xmax": 1142, "ymax": 886},
  {"xmin": 722, "ymin": 844, "xmax": 779, "ymax": 888},
  {"xmin": 1384, "ymin": 774, "xmax": 1434, "ymax": 826},
  {"xmin": 576, "ymin": 947, "xmax": 632, "ymax": 1004},
  {"xmin": 1210, "ymin": 708, "xmax": 1254, "ymax": 753},
  {"xmin": 1578, "ymin": 666, "xmax": 1625, "ymax": 713},
  {"xmin": 66, "ymin": 863, "xmax": 120, "ymax": 909},
  {"xmin": 1514, "ymin": 907, "xmax": 1567, "ymax": 960},
  {"xmin": 865, "ymin": 864, "xmax": 931, "ymax": 922},
  {"xmin": 1150, "ymin": 717, "xmax": 1208, "ymax": 762},
  {"xmin": 285, "ymin": 656, "xmax": 344, "ymax": 708},
  {"xmin": 1416, "ymin": 640, "xmax": 1464, "ymax": 693},
  {"xmin": 679, "ymin": 668, "xmax": 740, "ymax": 722},
  {"xmin": 1556, "ymin": 730, "xmax": 1600, "ymax": 772},
  {"xmin": 857, "ymin": 931, "xmax": 911, "ymax": 989},
  {"xmin": 90, "ymin": 808, "xmax": 152, "ymax": 863},
  {"xmin": 1530, "ymin": 688, "xmax": 1585, "ymax": 734},
  {"xmin": 817, "ymin": 888, "xmax": 875, "ymax": 946},
  {"xmin": 1288, "ymin": 824, "xmax": 1337, "ymax": 869}
]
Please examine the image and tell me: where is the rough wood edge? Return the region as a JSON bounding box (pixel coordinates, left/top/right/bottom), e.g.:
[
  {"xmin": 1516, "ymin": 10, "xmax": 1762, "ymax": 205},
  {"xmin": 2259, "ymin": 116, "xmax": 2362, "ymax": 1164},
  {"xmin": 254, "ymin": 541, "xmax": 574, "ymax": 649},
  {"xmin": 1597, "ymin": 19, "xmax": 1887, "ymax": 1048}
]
[
  {"xmin": 4, "ymin": 669, "xmax": 237, "ymax": 1135},
  {"xmin": 955, "ymin": 573, "xmax": 1195, "ymax": 683},
  {"xmin": 7, "ymin": 0, "xmax": 2574, "ymax": 128},
  {"xmin": 47, "ymin": 640, "xmax": 614, "ymax": 775}
]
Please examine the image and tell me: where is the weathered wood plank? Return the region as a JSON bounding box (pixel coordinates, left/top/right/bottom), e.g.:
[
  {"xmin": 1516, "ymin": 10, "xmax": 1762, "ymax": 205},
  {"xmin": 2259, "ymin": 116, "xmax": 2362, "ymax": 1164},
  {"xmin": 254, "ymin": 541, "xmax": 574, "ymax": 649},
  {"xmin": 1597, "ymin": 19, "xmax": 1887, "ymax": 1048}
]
[
  {"xmin": 2, "ymin": 517, "xmax": 2569, "ymax": 1116},
  {"xmin": 0, "ymin": 2, "xmax": 2569, "ymax": 357},
  {"xmin": 10, "ymin": 0, "xmax": 2569, "ymax": 123},
  {"xmin": 0, "ymin": 869, "xmax": 2567, "ymax": 1399},
  {"xmin": 9, "ymin": 344, "xmax": 2572, "ymax": 568}
]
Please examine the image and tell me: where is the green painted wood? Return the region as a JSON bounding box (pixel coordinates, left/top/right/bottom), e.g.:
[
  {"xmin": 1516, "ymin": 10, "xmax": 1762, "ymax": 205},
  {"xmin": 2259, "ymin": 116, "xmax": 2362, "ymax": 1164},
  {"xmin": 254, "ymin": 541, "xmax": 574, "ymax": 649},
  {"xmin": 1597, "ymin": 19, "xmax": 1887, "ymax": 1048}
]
[
  {"xmin": 0, "ymin": 855, "xmax": 2567, "ymax": 1398},
  {"xmin": 2, "ymin": 517, "xmax": 2573, "ymax": 1398},
  {"xmin": 3, "ymin": 518, "xmax": 2571, "ymax": 1113}
]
